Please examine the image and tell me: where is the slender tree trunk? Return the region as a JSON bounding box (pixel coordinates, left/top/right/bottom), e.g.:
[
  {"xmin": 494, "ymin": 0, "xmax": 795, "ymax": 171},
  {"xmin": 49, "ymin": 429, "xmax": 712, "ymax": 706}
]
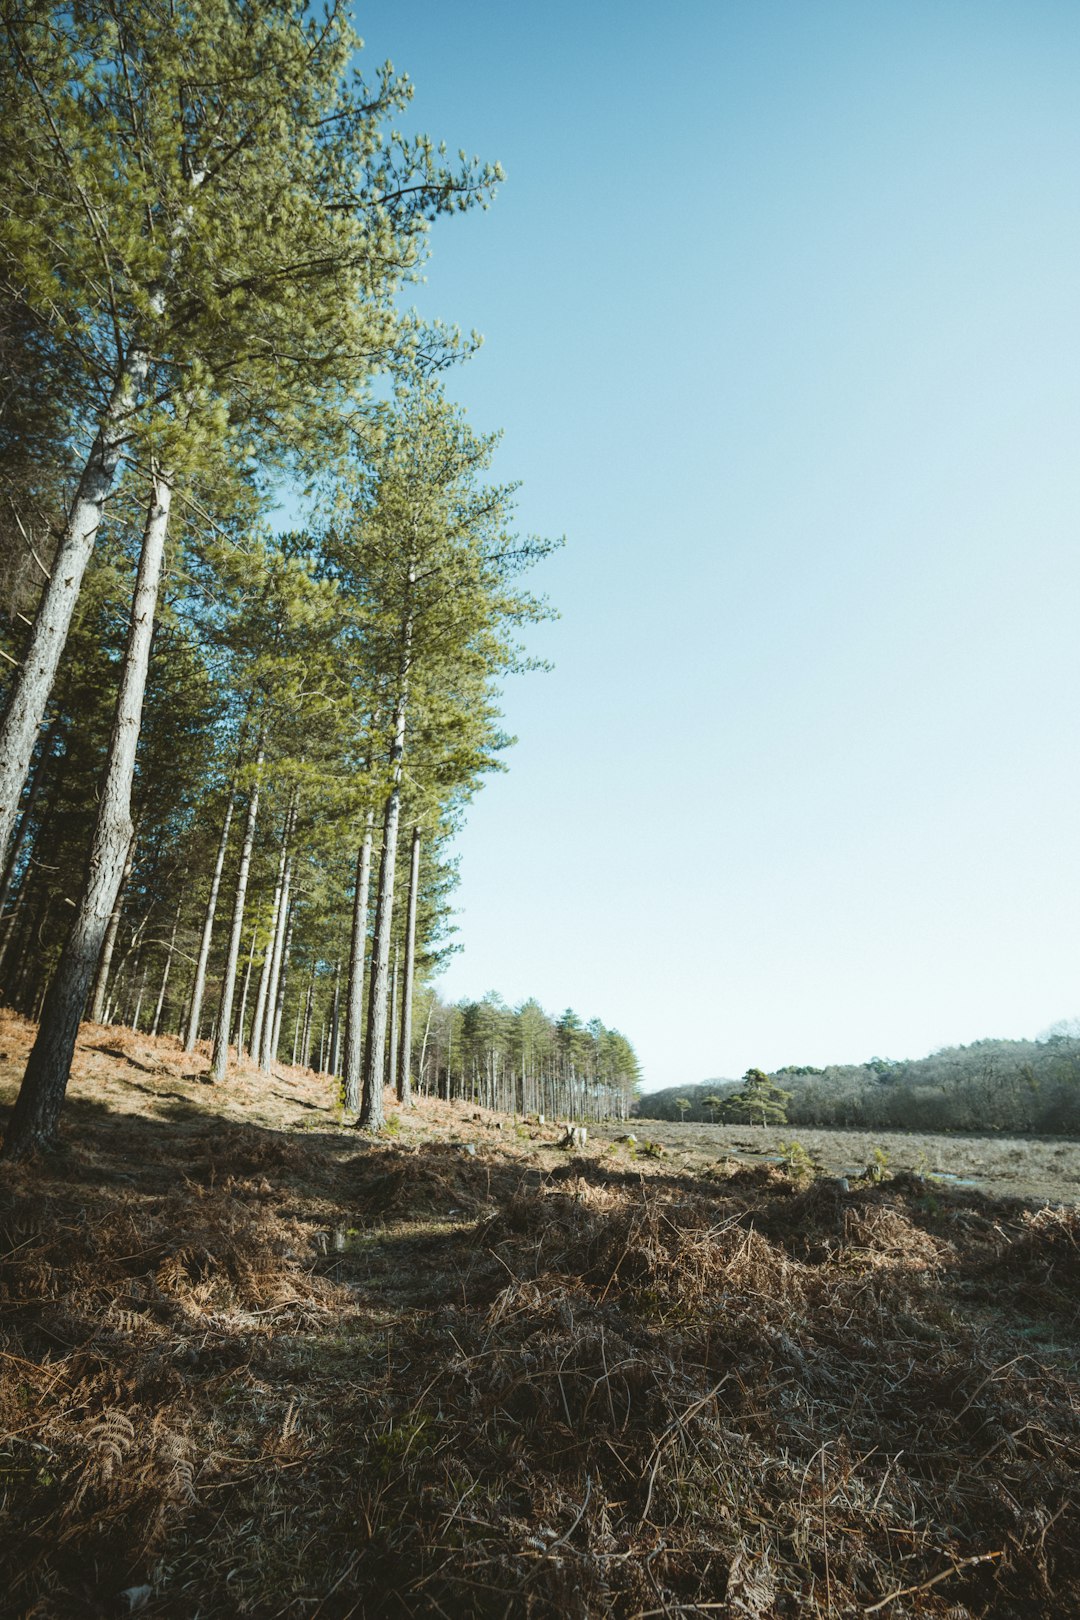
[
  {"xmin": 2, "ymin": 467, "xmax": 173, "ymax": 1159},
  {"xmin": 0, "ymin": 354, "xmax": 153, "ymax": 866},
  {"xmin": 130, "ymin": 959, "xmax": 148, "ymax": 1032},
  {"xmin": 358, "ymin": 596, "xmax": 412, "ymax": 1132},
  {"xmin": 328, "ymin": 956, "xmax": 342, "ymax": 1077},
  {"xmin": 260, "ymin": 855, "xmax": 292, "ymax": 1069},
  {"xmin": 210, "ymin": 739, "xmax": 264, "ymax": 1083},
  {"xmin": 301, "ymin": 963, "xmax": 315, "ymax": 1068},
  {"xmin": 103, "ymin": 895, "xmax": 154, "ymax": 1026},
  {"xmin": 183, "ymin": 782, "xmax": 236, "ymax": 1051},
  {"xmin": 0, "ymin": 887, "xmax": 27, "ymax": 992},
  {"xmin": 150, "ymin": 884, "xmax": 184, "ymax": 1036},
  {"xmin": 259, "ymin": 796, "xmax": 296, "ymax": 1070},
  {"xmin": 445, "ymin": 1019, "xmax": 452, "ymax": 1102},
  {"xmin": 359, "ymin": 794, "xmax": 403, "ymax": 1132},
  {"xmin": 418, "ymin": 993, "xmax": 435, "ymax": 1098},
  {"xmin": 249, "ymin": 854, "xmax": 286, "ymax": 1067},
  {"xmin": 89, "ymin": 828, "xmax": 137, "ymax": 1023},
  {"xmin": 234, "ymin": 918, "xmax": 259, "ymax": 1055},
  {"xmin": 387, "ymin": 945, "xmax": 399, "ymax": 1093},
  {"xmin": 269, "ymin": 913, "xmax": 292, "ymax": 1067},
  {"xmin": 0, "ymin": 721, "xmax": 59, "ymax": 921},
  {"xmin": 396, "ymin": 826, "xmax": 421, "ymax": 1106},
  {"xmin": 7, "ymin": 890, "xmax": 51, "ymax": 1012},
  {"xmin": 342, "ymin": 814, "xmax": 373, "ymax": 1111}
]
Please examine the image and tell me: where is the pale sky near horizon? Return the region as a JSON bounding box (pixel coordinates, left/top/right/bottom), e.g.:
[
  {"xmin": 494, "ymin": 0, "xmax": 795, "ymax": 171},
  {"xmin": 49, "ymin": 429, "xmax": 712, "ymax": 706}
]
[{"xmin": 346, "ymin": 0, "xmax": 1080, "ymax": 1090}]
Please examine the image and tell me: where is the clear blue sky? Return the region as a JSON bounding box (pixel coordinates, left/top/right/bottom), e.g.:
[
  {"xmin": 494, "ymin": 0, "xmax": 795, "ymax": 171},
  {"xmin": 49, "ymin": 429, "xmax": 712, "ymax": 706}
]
[{"xmin": 351, "ymin": 0, "xmax": 1080, "ymax": 1089}]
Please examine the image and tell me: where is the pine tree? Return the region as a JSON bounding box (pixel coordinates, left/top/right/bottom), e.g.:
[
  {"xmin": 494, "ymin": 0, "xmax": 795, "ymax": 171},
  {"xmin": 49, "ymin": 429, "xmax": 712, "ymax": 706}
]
[
  {"xmin": 717, "ymin": 1069, "xmax": 793, "ymax": 1128},
  {"xmin": 0, "ymin": 0, "xmax": 501, "ymax": 864}
]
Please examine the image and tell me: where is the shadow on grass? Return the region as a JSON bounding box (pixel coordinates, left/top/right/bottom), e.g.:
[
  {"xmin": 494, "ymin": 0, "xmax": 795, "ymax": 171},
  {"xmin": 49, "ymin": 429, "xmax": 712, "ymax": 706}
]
[{"xmin": 1, "ymin": 1083, "xmax": 1078, "ymax": 1619}]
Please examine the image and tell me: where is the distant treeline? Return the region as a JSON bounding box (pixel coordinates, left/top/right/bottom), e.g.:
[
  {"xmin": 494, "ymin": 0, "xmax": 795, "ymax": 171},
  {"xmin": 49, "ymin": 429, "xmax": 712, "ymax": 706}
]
[
  {"xmin": 412, "ymin": 992, "xmax": 640, "ymax": 1123},
  {"xmin": 637, "ymin": 1035, "xmax": 1080, "ymax": 1135}
]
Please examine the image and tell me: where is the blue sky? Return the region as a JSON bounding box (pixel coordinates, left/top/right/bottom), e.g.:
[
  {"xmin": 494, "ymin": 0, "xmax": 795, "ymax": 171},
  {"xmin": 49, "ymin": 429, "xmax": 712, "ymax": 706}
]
[{"xmin": 350, "ymin": 0, "xmax": 1080, "ymax": 1089}]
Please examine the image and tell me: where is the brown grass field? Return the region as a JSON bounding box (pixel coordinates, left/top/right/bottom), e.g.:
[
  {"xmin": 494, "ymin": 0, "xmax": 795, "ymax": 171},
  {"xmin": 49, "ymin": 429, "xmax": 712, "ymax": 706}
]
[
  {"xmin": 0, "ymin": 1009, "xmax": 1078, "ymax": 1619},
  {"xmin": 621, "ymin": 1120, "xmax": 1080, "ymax": 1205}
]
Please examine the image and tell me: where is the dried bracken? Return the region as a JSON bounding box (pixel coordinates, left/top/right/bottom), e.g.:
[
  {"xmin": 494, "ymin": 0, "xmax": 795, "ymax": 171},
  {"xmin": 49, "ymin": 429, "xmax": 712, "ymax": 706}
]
[{"xmin": 0, "ymin": 1012, "xmax": 1077, "ymax": 1617}]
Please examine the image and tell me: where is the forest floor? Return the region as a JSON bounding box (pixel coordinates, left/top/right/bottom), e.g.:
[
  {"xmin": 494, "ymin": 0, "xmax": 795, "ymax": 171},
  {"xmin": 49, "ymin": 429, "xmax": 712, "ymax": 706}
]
[{"xmin": 0, "ymin": 1011, "xmax": 1078, "ymax": 1619}]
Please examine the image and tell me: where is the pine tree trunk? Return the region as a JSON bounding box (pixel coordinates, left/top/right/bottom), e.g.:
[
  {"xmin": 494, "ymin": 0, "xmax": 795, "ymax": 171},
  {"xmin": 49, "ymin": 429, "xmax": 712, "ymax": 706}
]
[
  {"xmin": 89, "ymin": 829, "xmax": 136, "ymax": 1023},
  {"xmin": 6, "ymin": 889, "xmax": 51, "ymax": 1011},
  {"xmin": 300, "ymin": 963, "xmax": 315, "ymax": 1068},
  {"xmin": 101, "ymin": 897, "xmax": 152, "ymax": 1028},
  {"xmin": 359, "ymin": 803, "xmax": 401, "ymax": 1134},
  {"xmin": 342, "ymin": 816, "xmax": 374, "ymax": 1111},
  {"xmin": 328, "ymin": 956, "xmax": 342, "ymax": 1077},
  {"xmin": 358, "ymin": 591, "xmax": 412, "ymax": 1132},
  {"xmin": 387, "ymin": 945, "xmax": 399, "ymax": 1093},
  {"xmin": 130, "ymin": 959, "xmax": 148, "ymax": 1032},
  {"xmin": 269, "ymin": 914, "xmax": 292, "ymax": 1066},
  {"xmin": 417, "ymin": 993, "xmax": 435, "ymax": 1099},
  {"xmin": 183, "ymin": 784, "xmax": 236, "ymax": 1051},
  {"xmin": 210, "ymin": 740, "xmax": 264, "ymax": 1083},
  {"xmin": 359, "ymin": 798, "xmax": 402, "ymax": 1130},
  {"xmin": 250, "ymin": 854, "xmax": 286, "ymax": 1067},
  {"xmin": 150, "ymin": 885, "xmax": 184, "ymax": 1036},
  {"xmin": 259, "ymin": 796, "xmax": 296, "ymax": 1070},
  {"xmin": 0, "ymin": 355, "xmax": 152, "ymax": 866},
  {"xmin": 234, "ymin": 921, "xmax": 258, "ymax": 1054},
  {"xmin": 2, "ymin": 467, "xmax": 173, "ymax": 1160},
  {"xmin": 260, "ymin": 858, "xmax": 292, "ymax": 1067},
  {"xmin": 396, "ymin": 826, "xmax": 421, "ymax": 1106},
  {"xmin": 260, "ymin": 853, "xmax": 293, "ymax": 1070},
  {"xmin": 0, "ymin": 721, "xmax": 59, "ymax": 921}
]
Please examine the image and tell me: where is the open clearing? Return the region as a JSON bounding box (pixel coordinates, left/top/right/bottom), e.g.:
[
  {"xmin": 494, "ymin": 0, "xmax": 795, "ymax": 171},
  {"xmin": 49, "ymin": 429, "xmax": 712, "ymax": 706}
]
[
  {"xmin": 1, "ymin": 1011, "xmax": 1078, "ymax": 1618},
  {"xmin": 621, "ymin": 1120, "xmax": 1080, "ymax": 1204}
]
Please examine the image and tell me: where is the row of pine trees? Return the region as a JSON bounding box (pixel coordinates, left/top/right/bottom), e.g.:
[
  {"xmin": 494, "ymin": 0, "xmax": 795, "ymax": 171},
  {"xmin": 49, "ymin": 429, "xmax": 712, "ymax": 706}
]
[
  {"xmin": 0, "ymin": 0, "xmax": 639, "ymax": 1156},
  {"xmin": 412, "ymin": 994, "xmax": 640, "ymax": 1121}
]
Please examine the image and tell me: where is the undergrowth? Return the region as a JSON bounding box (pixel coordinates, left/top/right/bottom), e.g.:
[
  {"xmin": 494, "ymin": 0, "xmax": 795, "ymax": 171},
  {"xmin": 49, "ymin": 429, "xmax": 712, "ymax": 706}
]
[{"xmin": 0, "ymin": 1030, "xmax": 1078, "ymax": 1617}]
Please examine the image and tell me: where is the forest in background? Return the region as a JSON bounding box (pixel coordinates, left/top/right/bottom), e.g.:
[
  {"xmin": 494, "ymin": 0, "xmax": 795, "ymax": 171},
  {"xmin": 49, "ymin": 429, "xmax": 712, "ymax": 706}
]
[
  {"xmin": 638, "ymin": 1032, "xmax": 1080, "ymax": 1135},
  {"xmin": 0, "ymin": 0, "xmax": 640, "ymax": 1157}
]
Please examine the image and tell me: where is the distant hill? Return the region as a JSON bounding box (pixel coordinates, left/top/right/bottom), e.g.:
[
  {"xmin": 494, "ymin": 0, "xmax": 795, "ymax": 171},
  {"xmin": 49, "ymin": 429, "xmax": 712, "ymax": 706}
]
[
  {"xmin": 634, "ymin": 1078, "xmax": 740, "ymax": 1122},
  {"xmin": 635, "ymin": 1035, "xmax": 1080, "ymax": 1134}
]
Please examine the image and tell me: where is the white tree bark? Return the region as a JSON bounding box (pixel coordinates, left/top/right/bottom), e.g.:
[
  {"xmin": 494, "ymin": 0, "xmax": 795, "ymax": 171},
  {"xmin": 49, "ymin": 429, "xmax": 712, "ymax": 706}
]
[
  {"xmin": 0, "ymin": 355, "xmax": 152, "ymax": 866},
  {"xmin": 268, "ymin": 911, "xmax": 293, "ymax": 1067},
  {"xmin": 3, "ymin": 465, "xmax": 173, "ymax": 1159},
  {"xmin": 359, "ymin": 690, "xmax": 409, "ymax": 1130},
  {"xmin": 249, "ymin": 848, "xmax": 286, "ymax": 1066},
  {"xmin": 130, "ymin": 959, "xmax": 148, "ymax": 1032},
  {"xmin": 183, "ymin": 783, "xmax": 236, "ymax": 1051},
  {"xmin": 233, "ymin": 918, "xmax": 259, "ymax": 1053},
  {"xmin": 328, "ymin": 956, "xmax": 342, "ymax": 1077},
  {"xmin": 260, "ymin": 848, "xmax": 293, "ymax": 1070},
  {"xmin": 210, "ymin": 740, "xmax": 264, "ymax": 1082},
  {"xmin": 396, "ymin": 826, "xmax": 421, "ymax": 1106},
  {"xmin": 151, "ymin": 885, "xmax": 185, "ymax": 1036},
  {"xmin": 89, "ymin": 827, "xmax": 137, "ymax": 1023},
  {"xmin": 342, "ymin": 812, "xmax": 374, "ymax": 1111},
  {"xmin": 300, "ymin": 963, "xmax": 315, "ymax": 1068}
]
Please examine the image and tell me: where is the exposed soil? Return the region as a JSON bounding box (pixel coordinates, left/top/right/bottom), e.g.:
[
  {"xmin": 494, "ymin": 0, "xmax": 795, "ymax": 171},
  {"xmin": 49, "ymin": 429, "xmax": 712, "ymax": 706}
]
[{"xmin": 1, "ymin": 1011, "xmax": 1078, "ymax": 1618}]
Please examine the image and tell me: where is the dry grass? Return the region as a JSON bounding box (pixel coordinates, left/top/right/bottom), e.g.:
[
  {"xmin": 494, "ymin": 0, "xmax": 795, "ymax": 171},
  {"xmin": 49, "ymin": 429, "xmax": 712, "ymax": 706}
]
[
  {"xmin": 618, "ymin": 1121, "xmax": 1080, "ymax": 1204},
  {"xmin": 0, "ymin": 1010, "xmax": 1078, "ymax": 1618}
]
